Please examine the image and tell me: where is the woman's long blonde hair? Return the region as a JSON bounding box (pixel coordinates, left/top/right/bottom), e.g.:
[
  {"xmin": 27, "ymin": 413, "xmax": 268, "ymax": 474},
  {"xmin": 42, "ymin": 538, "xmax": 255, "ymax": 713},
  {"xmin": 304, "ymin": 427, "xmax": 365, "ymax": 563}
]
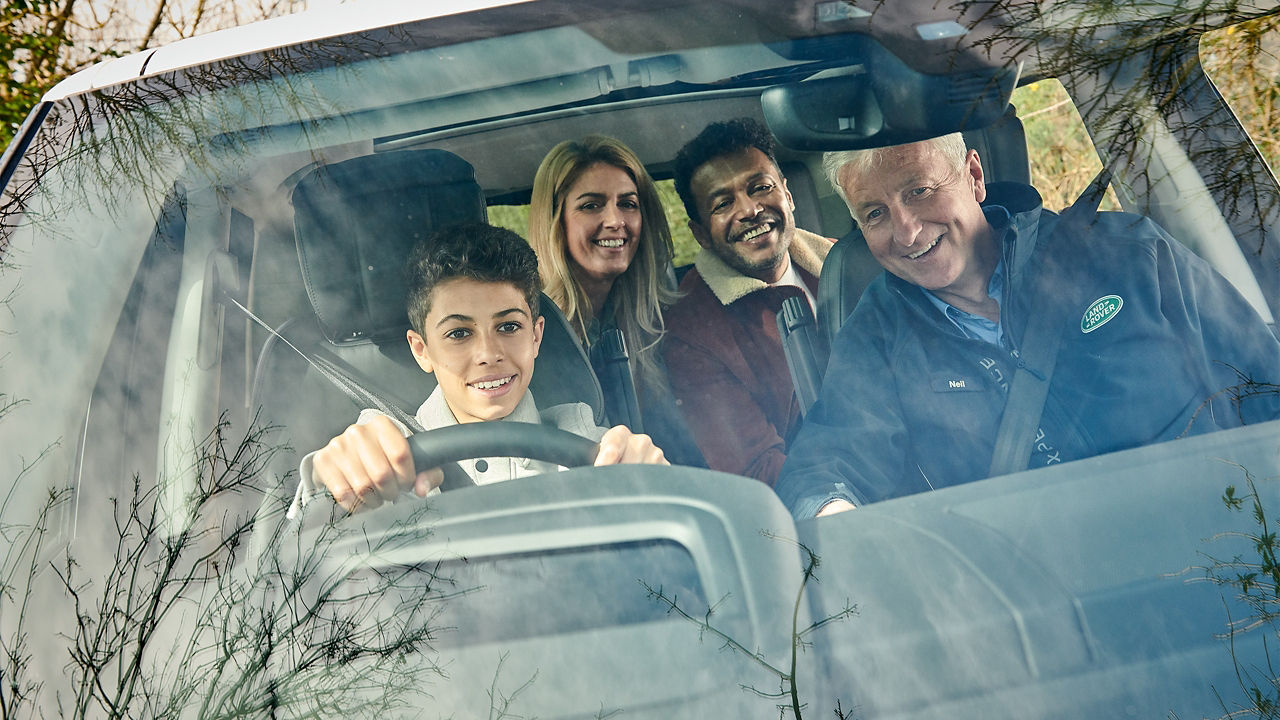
[{"xmin": 528, "ymin": 135, "xmax": 677, "ymax": 391}]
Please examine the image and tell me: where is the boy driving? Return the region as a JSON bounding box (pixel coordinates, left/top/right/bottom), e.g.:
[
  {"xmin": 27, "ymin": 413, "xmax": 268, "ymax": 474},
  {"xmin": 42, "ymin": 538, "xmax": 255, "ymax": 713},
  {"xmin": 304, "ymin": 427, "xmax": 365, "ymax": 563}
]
[{"xmin": 289, "ymin": 222, "xmax": 666, "ymax": 517}]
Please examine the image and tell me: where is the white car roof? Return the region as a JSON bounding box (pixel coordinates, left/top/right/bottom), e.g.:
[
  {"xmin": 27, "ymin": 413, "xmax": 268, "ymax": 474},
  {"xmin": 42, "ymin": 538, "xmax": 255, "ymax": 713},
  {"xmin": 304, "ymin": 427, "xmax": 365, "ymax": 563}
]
[{"xmin": 42, "ymin": 0, "xmax": 529, "ymax": 101}]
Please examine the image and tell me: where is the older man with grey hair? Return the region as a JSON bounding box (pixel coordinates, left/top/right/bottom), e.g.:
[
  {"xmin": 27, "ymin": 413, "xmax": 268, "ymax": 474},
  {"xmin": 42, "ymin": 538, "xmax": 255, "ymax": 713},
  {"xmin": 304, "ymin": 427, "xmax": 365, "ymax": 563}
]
[{"xmin": 774, "ymin": 133, "xmax": 1280, "ymax": 519}]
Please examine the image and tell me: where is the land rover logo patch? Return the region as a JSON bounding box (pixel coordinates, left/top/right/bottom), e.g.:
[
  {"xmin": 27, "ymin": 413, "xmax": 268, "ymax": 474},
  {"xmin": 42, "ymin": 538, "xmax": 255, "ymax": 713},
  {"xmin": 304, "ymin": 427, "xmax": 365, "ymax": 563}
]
[{"xmin": 1081, "ymin": 294, "xmax": 1123, "ymax": 333}]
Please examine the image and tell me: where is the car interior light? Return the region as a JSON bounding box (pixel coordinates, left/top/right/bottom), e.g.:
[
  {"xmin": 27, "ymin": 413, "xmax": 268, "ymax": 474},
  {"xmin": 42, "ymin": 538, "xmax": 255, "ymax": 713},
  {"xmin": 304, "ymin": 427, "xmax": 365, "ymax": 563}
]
[
  {"xmin": 915, "ymin": 21, "xmax": 968, "ymax": 40},
  {"xmin": 815, "ymin": 1, "xmax": 871, "ymax": 23}
]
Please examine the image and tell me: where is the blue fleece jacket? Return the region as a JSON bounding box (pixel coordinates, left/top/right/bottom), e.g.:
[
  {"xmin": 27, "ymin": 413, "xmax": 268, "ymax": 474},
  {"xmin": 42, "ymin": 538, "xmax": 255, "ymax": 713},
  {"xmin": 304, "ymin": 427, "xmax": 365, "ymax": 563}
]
[{"xmin": 776, "ymin": 182, "xmax": 1280, "ymax": 518}]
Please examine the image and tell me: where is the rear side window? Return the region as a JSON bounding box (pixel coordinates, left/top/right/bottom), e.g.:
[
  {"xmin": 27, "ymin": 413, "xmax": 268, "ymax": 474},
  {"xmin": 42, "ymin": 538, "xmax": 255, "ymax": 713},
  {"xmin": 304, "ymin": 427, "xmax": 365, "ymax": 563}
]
[{"xmin": 1011, "ymin": 78, "xmax": 1120, "ymax": 213}]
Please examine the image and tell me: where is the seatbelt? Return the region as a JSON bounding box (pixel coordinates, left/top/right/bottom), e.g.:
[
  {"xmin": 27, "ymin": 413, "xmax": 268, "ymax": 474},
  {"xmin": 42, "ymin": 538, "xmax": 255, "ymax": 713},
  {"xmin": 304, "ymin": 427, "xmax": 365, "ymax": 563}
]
[
  {"xmin": 591, "ymin": 327, "xmax": 644, "ymax": 432},
  {"xmin": 777, "ymin": 295, "xmax": 828, "ymax": 417},
  {"xmin": 224, "ymin": 295, "xmax": 475, "ymax": 490},
  {"xmin": 987, "ymin": 169, "xmax": 1111, "ymax": 477}
]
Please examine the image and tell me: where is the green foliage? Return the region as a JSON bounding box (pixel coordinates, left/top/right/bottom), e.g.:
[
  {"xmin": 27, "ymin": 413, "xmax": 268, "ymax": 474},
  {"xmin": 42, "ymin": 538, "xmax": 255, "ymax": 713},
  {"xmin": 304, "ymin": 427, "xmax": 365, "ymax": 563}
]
[
  {"xmin": 1201, "ymin": 468, "xmax": 1280, "ymax": 719},
  {"xmin": 0, "ymin": 0, "xmax": 77, "ymax": 149},
  {"xmin": 487, "ymin": 203, "xmax": 531, "ymax": 240},
  {"xmin": 1010, "ymin": 17, "xmax": 1279, "ymax": 215},
  {"xmin": 1202, "ymin": 16, "xmax": 1280, "ymax": 179},
  {"xmin": 1011, "ymin": 79, "xmax": 1121, "ymax": 213},
  {"xmin": 656, "ymin": 178, "xmax": 699, "ymax": 268}
]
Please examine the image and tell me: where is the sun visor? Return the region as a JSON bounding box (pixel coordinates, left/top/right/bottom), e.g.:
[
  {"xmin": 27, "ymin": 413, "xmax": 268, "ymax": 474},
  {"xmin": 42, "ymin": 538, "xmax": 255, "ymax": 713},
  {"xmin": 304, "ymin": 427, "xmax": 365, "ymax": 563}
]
[{"xmin": 761, "ymin": 36, "xmax": 1019, "ymax": 151}]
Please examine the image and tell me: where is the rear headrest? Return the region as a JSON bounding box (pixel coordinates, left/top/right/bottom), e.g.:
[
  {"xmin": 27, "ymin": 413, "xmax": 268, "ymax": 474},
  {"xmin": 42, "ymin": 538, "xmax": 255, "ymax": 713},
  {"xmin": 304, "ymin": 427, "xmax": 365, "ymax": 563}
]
[
  {"xmin": 779, "ymin": 161, "xmax": 824, "ymax": 236},
  {"xmin": 962, "ymin": 104, "xmax": 1031, "ymax": 186},
  {"xmin": 292, "ymin": 149, "xmax": 487, "ymax": 345}
]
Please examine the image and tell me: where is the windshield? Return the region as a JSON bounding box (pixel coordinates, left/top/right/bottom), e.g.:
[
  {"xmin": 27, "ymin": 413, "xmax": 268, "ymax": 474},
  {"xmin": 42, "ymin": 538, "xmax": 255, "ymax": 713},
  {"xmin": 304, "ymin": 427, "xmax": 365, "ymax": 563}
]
[{"xmin": 2, "ymin": 2, "xmax": 1279, "ymax": 718}]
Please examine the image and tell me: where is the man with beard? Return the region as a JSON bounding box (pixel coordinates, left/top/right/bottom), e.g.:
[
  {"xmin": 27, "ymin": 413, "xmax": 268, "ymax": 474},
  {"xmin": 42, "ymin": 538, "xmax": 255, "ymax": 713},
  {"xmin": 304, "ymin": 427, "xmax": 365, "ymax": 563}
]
[{"xmin": 664, "ymin": 118, "xmax": 833, "ymax": 485}]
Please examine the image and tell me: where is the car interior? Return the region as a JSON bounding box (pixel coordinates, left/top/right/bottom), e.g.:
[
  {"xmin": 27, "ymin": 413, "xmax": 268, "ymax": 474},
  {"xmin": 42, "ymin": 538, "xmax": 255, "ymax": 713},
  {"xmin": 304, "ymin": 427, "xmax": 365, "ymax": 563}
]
[
  {"xmin": 231, "ymin": 104, "xmax": 1036, "ymax": 498},
  {"xmin": 6, "ymin": 3, "xmax": 1280, "ymax": 716},
  {"xmin": 128, "ymin": 12, "xmax": 1271, "ymax": 577},
  {"xmin": 205, "ymin": 99, "xmax": 864, "ymax": 509},
  {"xmin": 248, "ymin": 148, "xmax": 607, "ymax": 495},
  {"xmin": 237, "ymin": 94, "xmax": 1037, "ymax": 451}
]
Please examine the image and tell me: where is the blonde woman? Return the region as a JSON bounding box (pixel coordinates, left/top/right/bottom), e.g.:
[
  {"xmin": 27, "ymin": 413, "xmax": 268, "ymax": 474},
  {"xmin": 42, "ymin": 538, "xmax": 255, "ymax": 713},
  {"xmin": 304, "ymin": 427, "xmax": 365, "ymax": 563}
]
[{"xmin": 528, "ymin": 135, "xmax": 678, "ymax": 398}]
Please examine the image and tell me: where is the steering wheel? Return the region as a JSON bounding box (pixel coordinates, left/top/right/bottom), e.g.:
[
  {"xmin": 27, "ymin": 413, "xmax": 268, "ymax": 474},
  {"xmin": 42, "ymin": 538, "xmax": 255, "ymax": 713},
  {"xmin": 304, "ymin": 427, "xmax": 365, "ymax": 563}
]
[
  {"xmin": 277, "ymin": 423, "xmax": 600, "ymax": 539},
  {"xmin": 409, "ymin": 423, "xmax": 600, "ymax": 491}
]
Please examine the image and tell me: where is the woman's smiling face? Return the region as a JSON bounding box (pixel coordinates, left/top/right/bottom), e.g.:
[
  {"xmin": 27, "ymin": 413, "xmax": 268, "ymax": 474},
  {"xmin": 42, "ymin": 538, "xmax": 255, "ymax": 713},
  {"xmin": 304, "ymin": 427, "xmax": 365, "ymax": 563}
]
[{"xmin": 561, "ymin": 162, "xmax": 642, "ymax": 292}]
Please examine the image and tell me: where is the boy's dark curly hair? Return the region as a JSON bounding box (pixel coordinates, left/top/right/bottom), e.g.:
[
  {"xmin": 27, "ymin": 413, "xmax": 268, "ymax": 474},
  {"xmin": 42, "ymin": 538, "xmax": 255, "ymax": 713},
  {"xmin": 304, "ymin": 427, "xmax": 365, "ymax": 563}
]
[
  {"xmin": 405, "ymin": 222, "xmax": 541, "ymax": 336},
  {"xmin": 672, "ymin": 117, "xmax": 781, "ymax": 224}
]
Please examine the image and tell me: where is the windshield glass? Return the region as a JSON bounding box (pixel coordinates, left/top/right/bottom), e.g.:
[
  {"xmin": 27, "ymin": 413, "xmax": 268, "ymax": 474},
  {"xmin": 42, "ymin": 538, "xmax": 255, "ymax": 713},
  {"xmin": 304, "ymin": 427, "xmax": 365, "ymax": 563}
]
[{"xmin": 2, "ymin": 2, "xmax": 1279, "ymax": 718}]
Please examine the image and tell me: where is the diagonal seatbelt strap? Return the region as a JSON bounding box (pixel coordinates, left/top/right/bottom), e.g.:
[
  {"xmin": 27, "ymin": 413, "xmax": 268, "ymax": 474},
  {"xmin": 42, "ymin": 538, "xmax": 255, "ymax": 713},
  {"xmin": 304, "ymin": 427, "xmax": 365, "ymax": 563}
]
[
  {"xmin": 987, "ymin": 168, "xmax": 1111, "ymax": 477},
  {"xmin": 306, "ymin": 351, "xmax": 477, "ymax": 491},
  {"xmin": 986, "ymin": 299, "xmax": 1065, "ymax": 477},
  {"xmin": 308, "ymin": 352, "xmax": 424, "ymax": 432},
  {"xmin": 225, "ymin": 296, "xmax": 474, "ymax": 490}
]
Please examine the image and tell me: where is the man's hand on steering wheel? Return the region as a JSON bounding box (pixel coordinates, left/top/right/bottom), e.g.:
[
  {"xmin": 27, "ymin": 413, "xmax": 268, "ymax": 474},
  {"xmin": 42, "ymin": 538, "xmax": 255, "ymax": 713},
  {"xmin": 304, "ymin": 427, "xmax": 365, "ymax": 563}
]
[{"xmin": 311, "ymin": 415, "xmax": 443, "ymax": 513}]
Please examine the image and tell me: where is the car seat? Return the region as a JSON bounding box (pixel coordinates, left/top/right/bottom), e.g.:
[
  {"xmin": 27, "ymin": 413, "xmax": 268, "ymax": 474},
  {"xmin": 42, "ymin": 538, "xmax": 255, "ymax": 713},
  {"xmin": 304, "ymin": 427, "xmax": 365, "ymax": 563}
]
[
  {"xmin": 250, "ymin": 148, "xmax": 605, "ymax": 486},
  {"xmin": 779, "ymin": 106, "xmax": 1032, "ymax": 414},
  {"xmin": 778, "ymin": 160, "xmax": 825, "ymax": 237}
]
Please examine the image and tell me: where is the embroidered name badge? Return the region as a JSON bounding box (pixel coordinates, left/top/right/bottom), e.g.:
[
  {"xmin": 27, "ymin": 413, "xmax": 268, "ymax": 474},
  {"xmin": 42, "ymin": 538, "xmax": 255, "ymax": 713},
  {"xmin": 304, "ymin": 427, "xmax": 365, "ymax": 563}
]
[
  {"xmin": 930, "ymin": 375, "xmax": 982, "ymax": 392},
  {"xmin": 1081, "ymin": 294, "xmax": 1123, "ymax": 334}
]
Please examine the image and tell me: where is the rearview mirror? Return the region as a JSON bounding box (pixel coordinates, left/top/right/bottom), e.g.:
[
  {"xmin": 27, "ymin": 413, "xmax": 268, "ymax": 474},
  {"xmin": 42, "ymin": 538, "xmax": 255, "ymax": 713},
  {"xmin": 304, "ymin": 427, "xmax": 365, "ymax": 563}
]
[{"xmin": 761, "ymin": 50, "xmax": 1020, "ymax": 151}]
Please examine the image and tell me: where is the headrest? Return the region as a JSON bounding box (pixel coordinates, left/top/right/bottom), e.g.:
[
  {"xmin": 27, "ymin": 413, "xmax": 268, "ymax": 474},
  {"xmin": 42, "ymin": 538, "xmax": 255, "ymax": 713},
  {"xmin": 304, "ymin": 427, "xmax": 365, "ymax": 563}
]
[
  {"xmin": 292, "ymin": 149, "xmax": 487, "ymax": 345},
  {"xmin": 779, "ymin": 161, "xmax": 824, "ymax": 236},
  {"xmin": 962, "ymin": 104, "xmax": 1031, "ymax": 186}
]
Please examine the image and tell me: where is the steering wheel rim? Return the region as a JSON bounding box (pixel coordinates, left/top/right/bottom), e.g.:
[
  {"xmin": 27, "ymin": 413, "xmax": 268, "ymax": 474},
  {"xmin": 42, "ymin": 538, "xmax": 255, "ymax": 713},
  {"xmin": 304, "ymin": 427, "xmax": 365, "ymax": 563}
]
[
  {"xmin": 281, "ymin": 423, "xmax": 601, "ymax": 535},
  {"xmin": 409, "ymin": 423, "xmax": 600, "ymax": 487}
]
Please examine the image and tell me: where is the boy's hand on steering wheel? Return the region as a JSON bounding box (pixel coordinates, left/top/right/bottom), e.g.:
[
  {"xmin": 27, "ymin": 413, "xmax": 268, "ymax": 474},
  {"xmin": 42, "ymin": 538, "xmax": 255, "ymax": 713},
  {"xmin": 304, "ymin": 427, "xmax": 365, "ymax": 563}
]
[
  {"xmin": 594, "ymin": 425, "xmax": 668, "ymax": 467},
  {"xmin": 312, "ymin": 415, "xmax": 443, "ymax": 512}
]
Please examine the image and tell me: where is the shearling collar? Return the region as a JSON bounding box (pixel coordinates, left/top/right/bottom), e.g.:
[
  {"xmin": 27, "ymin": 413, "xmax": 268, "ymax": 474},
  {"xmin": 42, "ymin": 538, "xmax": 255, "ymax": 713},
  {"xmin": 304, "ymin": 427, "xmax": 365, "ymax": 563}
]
[{"xmin": 693, "ymin": 227, "xmax": 832, "ymax": 307}]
